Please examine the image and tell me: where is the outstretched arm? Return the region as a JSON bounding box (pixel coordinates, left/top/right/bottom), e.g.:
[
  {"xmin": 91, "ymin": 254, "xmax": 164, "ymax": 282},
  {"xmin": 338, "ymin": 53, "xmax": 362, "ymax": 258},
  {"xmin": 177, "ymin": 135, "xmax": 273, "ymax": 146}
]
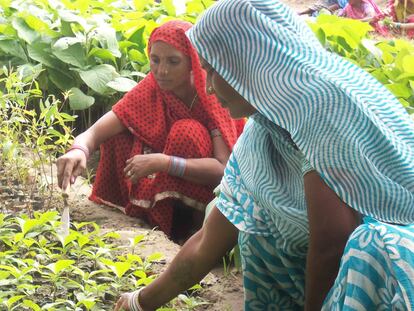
[
  {"xmin": 304, "ymin": 171, "xmax": 360, "ymax": 311},
  {"xmin": 57, "ymin": 111, "xmax": 126, "ymax": 190},
  {"xmin": 114, "ymin": 206, "xmax": 238, "ymax": 311}
]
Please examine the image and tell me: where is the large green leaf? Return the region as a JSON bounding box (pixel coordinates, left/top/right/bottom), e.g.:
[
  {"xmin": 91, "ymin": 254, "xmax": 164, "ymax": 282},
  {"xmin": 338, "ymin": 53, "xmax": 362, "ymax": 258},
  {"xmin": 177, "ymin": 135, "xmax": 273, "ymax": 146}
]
[
  {"xmin": 79, "ymin": 64, "xmax": 119, "ymax": 94},
  {"xmin": 385, "ymin": 83, "xmax": 412, "ymax": 98},
  {"xmin": 162, "ymin": 0, "xmax": 176, "ymax": 16},
  {"xmin": 57, "ymin": 9, "xmax": 91, "ymax": 32},
  {"xmin": 88, "ymin": 47, "xmax": 116, "ymax": 64},
  {"xmin": 0, "ymin": 39, "xmax": 27, "ymax": 61},
  {"xmin": 133, "ymin": 0, "xmax": 153, "ymax": 11},
  {"xmin": 23, "ymin": 14, "xmax": 59, "ymax": 38},
  {"xmin": 53, "ymin": 37, "xmax": 84, "ymax": 50},
  {"xmin": 106, "ymin": 77, "xmax": 137, "ymax": 93},
  {"xmin": 27, "ymin": 43, "xmax": 61, "ymax": 69},
  {"xmin": 47, "ymin": 67, "xmax": 78, "ymax": 91},
  {"xmin": 402, "ymin": 55, "xmax": 414, "ymax": 74},
  {"xmin": 68, "ymin": 87, "xmax": 95, "ymax": 110},
  {"xmin": 94, "ymin": 25, "xmax": 121, "ymax": 58},
  {"xmin": 11, "ymin": 17, "xmax": 39, "ymax": 44},
  {"xmin": 52, "ymin": 42, "xmax": 86, "ymax": 68}
]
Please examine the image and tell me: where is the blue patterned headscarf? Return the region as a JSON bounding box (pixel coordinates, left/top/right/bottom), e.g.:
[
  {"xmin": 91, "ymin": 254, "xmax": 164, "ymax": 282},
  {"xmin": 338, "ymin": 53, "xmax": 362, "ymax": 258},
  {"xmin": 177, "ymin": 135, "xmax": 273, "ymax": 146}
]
[{"xmin": 188, "ymin": 0, "xmax": 414, "ymax": 223}]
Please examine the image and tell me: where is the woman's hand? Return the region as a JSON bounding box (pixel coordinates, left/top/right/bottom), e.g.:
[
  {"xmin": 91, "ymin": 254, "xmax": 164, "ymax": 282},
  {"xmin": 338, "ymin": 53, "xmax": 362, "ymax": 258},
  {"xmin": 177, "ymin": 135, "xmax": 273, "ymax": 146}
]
[
  {"xmin": 124, "ymin": 153, "xmax": 169, "ymax": 183},
  {"xmin": 56, "ymin": 149, "xmax": 87, "ymax": 190},
  {"xmin": 113, "ymin": 293, "xmax": 132, "ymax": 311}
]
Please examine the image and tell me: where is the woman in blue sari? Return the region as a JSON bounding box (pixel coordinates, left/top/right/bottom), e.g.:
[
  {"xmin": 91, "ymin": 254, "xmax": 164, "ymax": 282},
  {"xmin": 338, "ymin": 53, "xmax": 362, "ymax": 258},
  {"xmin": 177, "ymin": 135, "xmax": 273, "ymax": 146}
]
[{"xmin": 115, "ymin": 0, "xmax": 414, "ymax": 310}]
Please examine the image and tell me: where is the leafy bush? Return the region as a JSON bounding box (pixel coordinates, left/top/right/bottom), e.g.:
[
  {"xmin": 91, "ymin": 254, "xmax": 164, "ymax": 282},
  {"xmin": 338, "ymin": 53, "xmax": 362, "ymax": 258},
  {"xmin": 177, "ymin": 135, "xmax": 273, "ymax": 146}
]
[
  {"xmin": 309, "ymin": 15, "xmax": 414, "ymax": 114},
  {"xmin": 0, "ymin": 211, "xmax": 161, "ymax": 310},
  {"xmin": 0, "ymin": 0, "xmax": 214, "ymax": 127},
  {"xmin": 0, "ymin": 66, "xmax": 74, "ymax": 213}
]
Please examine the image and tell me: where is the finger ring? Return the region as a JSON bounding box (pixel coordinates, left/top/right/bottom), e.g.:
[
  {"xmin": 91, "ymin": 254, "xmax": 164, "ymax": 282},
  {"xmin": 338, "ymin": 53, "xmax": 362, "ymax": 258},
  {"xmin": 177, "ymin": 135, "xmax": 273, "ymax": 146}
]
[{"xmin": 127, "ymin": 171, "xmax": 132, "ymax": 177}]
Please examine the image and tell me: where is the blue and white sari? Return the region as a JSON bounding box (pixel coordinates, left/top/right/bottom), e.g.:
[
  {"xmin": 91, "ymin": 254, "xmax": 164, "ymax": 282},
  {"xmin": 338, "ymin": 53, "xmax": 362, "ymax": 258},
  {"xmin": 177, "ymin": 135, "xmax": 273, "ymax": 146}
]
[{"xmin": 188, "ymin": 0, "xmax": 414, "ymax": 309}]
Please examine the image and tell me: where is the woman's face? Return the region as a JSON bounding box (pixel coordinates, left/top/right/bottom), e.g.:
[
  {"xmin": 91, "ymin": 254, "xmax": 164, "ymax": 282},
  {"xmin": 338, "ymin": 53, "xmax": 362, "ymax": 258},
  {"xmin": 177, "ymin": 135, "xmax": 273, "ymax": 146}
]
[
  {"xmin": 150, "ymin": 41, "xmax": 192, "ymax": 92},
  {"xmin": 200, "ymin": 58, "xmax": 256, "ymax": 119}
]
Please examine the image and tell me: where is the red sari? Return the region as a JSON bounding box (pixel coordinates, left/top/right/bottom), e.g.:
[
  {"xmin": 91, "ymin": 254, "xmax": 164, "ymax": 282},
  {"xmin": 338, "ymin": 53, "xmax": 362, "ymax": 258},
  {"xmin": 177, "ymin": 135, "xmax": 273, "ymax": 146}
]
[
  {"xmin": 89, "ymin": 21, "xmax": 244, "ymax": 237},
  {"xmin": 340, "ymin": 0, "xmax": 389, "ymax": 35},
  {"xmin": 387, "ymin": 0, "xmax": 414, "ymax": 37}
]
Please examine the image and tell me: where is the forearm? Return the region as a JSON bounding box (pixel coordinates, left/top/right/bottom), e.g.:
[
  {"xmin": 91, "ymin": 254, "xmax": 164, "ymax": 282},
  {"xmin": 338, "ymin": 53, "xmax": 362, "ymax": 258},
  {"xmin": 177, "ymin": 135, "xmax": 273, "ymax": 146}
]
[
  {"xmin": 139, "ymin": 208, "xmax": 238, "ymax": 310},
  {"xmin": 73, "ymin": 131, "xmax": 99, "ymax": 156},
  {"xmin": 139, "ymin": 231, "xmax": 219, "ymax": 310},
  {"xmin": 73, "ymin": 111, "xmax": 126, "ymax": 156},
  {"xmin": 304, "ymin": 171, "xmax": 361, "ymax": 310},
  {"xmin": 305, "ymin": 242, "xmax": 345, "ymax": 310},
  {"xmin": 180, "ymin": 158, "xmax": 225, "ymax": 186},
  {"xmin": 401, "ymin": 22, "xmax": 414, "ymax": 29}
]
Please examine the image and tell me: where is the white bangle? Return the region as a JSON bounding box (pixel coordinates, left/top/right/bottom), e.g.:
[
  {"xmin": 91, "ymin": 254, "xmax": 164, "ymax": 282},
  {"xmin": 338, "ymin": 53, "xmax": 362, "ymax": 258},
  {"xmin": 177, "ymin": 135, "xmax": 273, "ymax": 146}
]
[{"xmin": 129, "ymin": 287, "xmax": 145, "ymax": 311}]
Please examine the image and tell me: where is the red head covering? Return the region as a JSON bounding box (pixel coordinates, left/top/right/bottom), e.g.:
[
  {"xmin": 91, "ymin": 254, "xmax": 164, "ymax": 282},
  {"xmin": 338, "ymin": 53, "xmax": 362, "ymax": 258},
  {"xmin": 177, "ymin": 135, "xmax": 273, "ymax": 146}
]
[{"xmin": 113, "ymin": 20, "xmax": 242, "ymax": 152}]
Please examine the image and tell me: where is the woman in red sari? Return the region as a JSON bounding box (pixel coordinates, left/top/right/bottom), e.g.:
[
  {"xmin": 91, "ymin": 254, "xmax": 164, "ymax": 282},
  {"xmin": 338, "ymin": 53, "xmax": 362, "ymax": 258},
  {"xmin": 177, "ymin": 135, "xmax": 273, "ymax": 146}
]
[
  {"xmin": 387, "ymin": 0, "xmax": 414, "ymax": 38},
  {"xmin": 56, "ymin": 20, "xmax": 243, "ymax": 240},
  {"xmin": 338, "ymin": 0, "xmax": 389, "ymax": 35}
]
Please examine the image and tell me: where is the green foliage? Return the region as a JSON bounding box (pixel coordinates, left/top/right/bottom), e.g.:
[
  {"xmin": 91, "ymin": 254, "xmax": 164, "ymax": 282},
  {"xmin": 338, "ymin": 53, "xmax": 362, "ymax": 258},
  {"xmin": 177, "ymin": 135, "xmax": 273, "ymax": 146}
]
[
  {"xmin": 0, "ymin": 211, "xmax": 161, "ymax": 310},
  {"xmin": 0, "ymin": 67, "xmax": 74, "ymax": 212},
  {"xmin": 0, "ymin": 0, "xmax": 214, "ymax": 123},
  {"xmin": 309, "ymin": 15, "xmax": 414, "ymax": 114}
]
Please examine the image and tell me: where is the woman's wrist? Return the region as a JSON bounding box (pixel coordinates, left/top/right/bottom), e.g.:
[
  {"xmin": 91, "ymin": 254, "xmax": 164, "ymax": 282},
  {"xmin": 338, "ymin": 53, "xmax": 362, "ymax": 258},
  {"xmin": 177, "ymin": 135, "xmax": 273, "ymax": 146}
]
[
  {"xmin": 167, "ymin": 156, "xmax": 187, "ymax": 177},
  {"xmin": 67, "ymin": 144, "xmax": 90, "ymax": 159}
]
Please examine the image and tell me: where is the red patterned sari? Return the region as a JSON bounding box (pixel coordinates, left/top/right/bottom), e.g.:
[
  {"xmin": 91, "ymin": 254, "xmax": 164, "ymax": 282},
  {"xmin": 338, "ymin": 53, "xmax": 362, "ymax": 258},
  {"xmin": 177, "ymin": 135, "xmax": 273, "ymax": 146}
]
[{"xmin": 89, "ymin": 21, "xmax": 244, "ymax": 237}]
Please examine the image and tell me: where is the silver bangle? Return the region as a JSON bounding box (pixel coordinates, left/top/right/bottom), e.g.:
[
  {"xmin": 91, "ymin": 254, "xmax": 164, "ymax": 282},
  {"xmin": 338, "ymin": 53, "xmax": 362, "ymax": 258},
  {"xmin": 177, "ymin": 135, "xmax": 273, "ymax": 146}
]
[
  {"xmin": 129, "ymin": 287, "xmax": 145, "ymax": 311},
  {"xmin": 167, "ymin": 156, "xmax": 186, "ymax": 177}
]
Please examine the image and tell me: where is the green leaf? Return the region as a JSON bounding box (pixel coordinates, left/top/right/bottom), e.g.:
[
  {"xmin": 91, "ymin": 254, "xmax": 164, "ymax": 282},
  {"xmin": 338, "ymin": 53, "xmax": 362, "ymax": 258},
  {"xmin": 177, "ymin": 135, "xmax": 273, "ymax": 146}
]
[
  {"xmin": 0, "ymin": 38, "xmax": 27, "ymax": 61},
  {"xmin": 47, "ymin": 67, "xmax": 77, "ymax": 91},
  {"xmin": 108, "ymin": 261, "xmax": 131, "ymax": 278},
  {"xmin": 68, "ymin": 87, "xmax": 95, "ymax": 110},
  {"xmin": 52, "ymin": 43, "xmax": 86, "ymax": 68},
  {"xmin": 6, "ymin": 295, "xmax": 25, "ymax": 308},
  {"xmin": 53, "ymin": 37, "xmax": 84, "ymax": 50},
  {"xmin": 58, "ymin": 9, "xmax": 91, "ymax": 31},
  {"xmin": 88, "ymin": 47, "xmax": 116, "ymax": 64},
  {"xmin": 129, "ymin": 49, "xmax": 147, "ymax": 64},
  {"xmin": 402, "ymin": 55, "xmax": 414, "ymax": 74},
  {"xmin": 385, "ymin": 83, "xmax": 412, "ymax": 98},
  {"xmin": 146, "ymin": 252, "xmax": 163, "ymax": 262},
  {"xmin": 17, "ymin": 63, "xmax": 43, "ymax": 82},
  {"xmin": 133, "ymin": 0, "xmax": 153, "ymax": 11},
  {"xmin": 162, "ymin": 0, "xmax": 176, "ymax": 16},
  {"xmin": 361, "ymin": 39, "xmax": 382, "ymax": 60},
  {"xmin": 11, "ymin": 17, "xmax": 39, "ymax": 44},
  {"xmin": 79, "ymin": 64, "xmax": 119, "ymax": 94},
  {"xmin": 107, "ymin": 77, "xmax": 137, "ymax": 92},
  {"xmin": 22, "ymin": 299, "xmax": 40, "ymax": 311},
  {"xmin": 94, "ymin": 25, "xmax": 121, "ymax": 58},
  {"xmin": 46, "ymin": 259, "xmax": 75, "ymax": 274},
  {"xmin": 27, "ymin": 43, "xmax": 61, "ymax": 69},
  {"xmin": 23, "ymin": 15, "xmax": 58, "ymax": 38}
]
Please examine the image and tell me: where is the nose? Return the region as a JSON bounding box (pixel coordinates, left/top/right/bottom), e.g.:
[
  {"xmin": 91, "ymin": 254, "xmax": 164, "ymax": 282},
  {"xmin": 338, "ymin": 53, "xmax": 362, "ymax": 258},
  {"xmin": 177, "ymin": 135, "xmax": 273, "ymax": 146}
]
[{"xmin": 158, "ymin": 62, "xmax": 168, "ymax": 76}]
